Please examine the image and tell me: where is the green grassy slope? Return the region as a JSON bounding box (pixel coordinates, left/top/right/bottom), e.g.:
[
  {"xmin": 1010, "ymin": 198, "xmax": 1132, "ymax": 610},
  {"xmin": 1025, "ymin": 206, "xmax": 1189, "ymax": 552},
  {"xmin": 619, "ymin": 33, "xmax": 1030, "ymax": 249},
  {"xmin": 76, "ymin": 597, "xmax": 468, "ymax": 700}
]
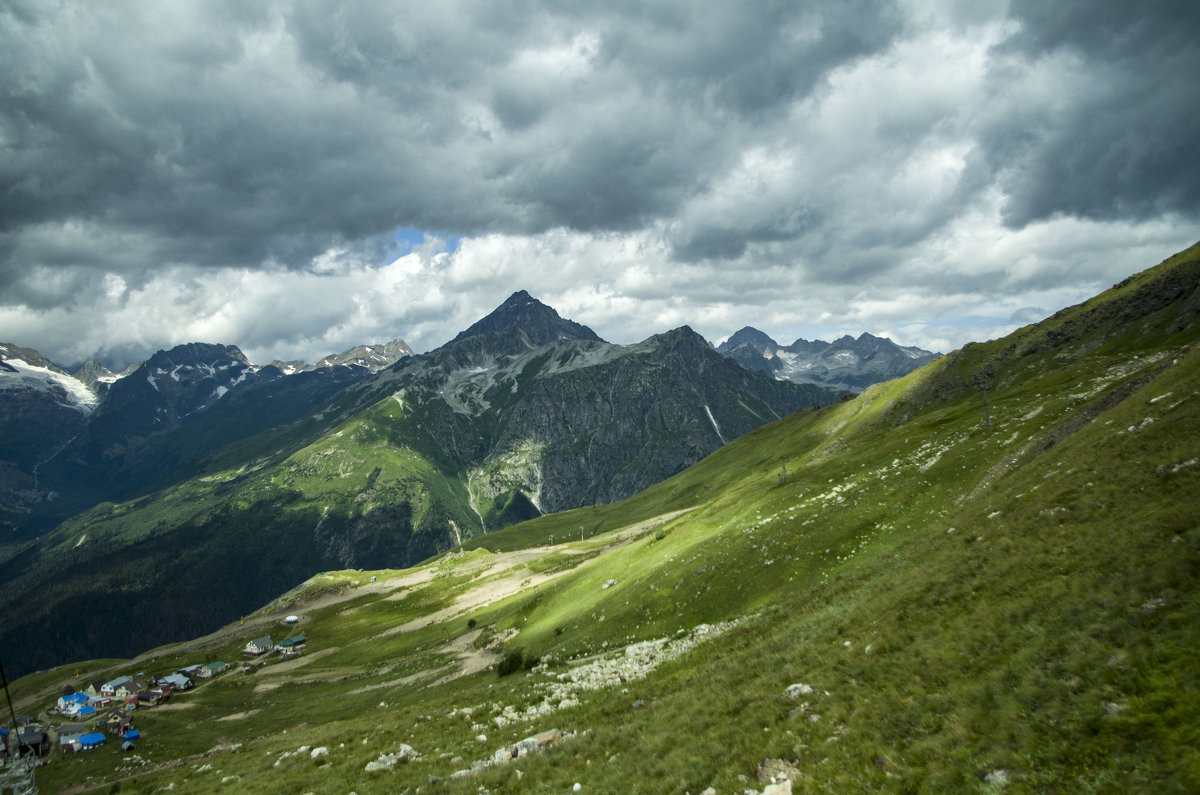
[
  {"xmin": 12, "ymin": 242, "xmax": 1200, "ymax": 793},
  {"xmin": 0, "ymin": 392, "xmax": 481, "ymax": 677}
]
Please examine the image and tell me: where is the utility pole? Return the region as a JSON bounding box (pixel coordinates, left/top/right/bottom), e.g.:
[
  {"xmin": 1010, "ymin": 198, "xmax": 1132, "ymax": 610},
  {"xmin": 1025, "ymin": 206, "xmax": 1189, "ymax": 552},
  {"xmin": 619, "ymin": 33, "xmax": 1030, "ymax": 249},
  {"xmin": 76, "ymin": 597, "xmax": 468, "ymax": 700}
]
[
  {"xmin": 779, "ymin": 455, "xmax": 789, "ymax": 484},
  {"xmin": 981, "ymin": 386, "xmax": 992, "ymax": 429},
  {"xmin": 1, "ymin": 656, "xmax": 20, "ymax": 743}
]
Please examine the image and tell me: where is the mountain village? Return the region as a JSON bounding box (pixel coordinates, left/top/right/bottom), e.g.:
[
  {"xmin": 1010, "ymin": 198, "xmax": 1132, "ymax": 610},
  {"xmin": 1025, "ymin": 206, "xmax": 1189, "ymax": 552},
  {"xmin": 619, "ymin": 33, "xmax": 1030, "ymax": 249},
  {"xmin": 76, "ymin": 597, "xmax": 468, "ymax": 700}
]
[{"xmin": 1, "ymin": 626, "xmax": 307, "ymax": 766}]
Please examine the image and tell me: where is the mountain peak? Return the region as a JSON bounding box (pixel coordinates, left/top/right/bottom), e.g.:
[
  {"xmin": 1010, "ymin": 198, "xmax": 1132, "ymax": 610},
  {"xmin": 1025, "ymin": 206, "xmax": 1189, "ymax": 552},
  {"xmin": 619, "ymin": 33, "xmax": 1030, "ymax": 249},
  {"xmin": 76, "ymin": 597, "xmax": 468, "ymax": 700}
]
[
  {"xmin": 499, "ymin": 289, "xmax": 535, "ymax": 306},
  {"xmin": 144, "ymin": 342, "xmax": 251, "ymax": 369},
  {"xmin": 448, "ymin": 291, "xmax": 604, "ymax": 349},
  {"xmin": 717, "ymin": 326, "xmax": 779, "ymax": 354}
]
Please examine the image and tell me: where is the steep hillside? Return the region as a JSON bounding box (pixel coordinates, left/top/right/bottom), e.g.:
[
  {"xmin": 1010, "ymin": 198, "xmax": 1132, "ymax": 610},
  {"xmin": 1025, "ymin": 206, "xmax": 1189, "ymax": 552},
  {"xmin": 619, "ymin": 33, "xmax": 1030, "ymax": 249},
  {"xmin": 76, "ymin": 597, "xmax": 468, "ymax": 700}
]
[{"xmin": 10, "ymin": 242, "xmax": 1199, "ymax": 793}]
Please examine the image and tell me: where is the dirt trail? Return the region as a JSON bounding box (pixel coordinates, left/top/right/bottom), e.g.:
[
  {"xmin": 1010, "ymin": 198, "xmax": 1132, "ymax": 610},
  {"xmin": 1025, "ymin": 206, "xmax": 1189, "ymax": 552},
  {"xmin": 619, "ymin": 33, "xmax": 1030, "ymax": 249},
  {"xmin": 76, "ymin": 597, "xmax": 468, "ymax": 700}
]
[
  {"xmin": 376, "ymin": 507, "xmax": 694, "ymax": 640},
  {"xmin": 16, "ymin": 509, "xmax": 693, "ymax": 711}
]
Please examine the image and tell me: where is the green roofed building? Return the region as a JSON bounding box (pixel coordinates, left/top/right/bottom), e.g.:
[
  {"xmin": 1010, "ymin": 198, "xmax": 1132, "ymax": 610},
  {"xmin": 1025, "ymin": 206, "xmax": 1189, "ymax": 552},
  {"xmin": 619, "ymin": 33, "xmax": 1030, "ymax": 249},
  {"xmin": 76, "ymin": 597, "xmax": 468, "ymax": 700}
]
[{"xmin": 276, "ymin": 635, "xmax": 307, "ymax": 654}]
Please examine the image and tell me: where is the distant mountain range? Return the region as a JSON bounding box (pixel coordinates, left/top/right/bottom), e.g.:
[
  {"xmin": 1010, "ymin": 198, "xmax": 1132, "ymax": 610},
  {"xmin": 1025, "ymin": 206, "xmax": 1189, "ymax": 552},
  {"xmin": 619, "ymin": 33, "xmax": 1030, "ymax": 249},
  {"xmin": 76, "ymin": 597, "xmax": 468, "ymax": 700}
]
[
  {"xmin": 0, "ymin": 292, "xmax": 843, "ymax": 674},
  {"xmin": 715, "ymin": 327, "xmax": 939, "ymax": 391},
  {"xmin": 0, "ymin": 339, "xmax": 412, "ymax": 536}
]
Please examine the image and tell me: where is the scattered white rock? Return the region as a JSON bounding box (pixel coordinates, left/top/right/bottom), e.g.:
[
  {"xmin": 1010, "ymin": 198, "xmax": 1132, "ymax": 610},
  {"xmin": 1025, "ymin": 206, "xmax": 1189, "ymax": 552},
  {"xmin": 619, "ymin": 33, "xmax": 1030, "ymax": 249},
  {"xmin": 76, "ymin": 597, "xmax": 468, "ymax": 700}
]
[
  {"xmin": 517, "ymin": 622, "xmax": 737, "ymax": 723},
  {"xmin": 602, "ymin": 579, "xmax": 617, "ymax": 589},
  {"xmin": 363, "ymin": 744, "xmax": 420, "ymax": 772},
  {"xmin": 983, "ymin": 769, "xmax": 1010, "ymax": 787},
  {"xmin": 310, "ymin": 747, "xmax": 328, "ymax": 759},
  {"xmin": 365, "ymin": 755, "xmax": 396, "ymax": 773},
  {"xmin": 784, "ymin": 683, "xmax": 813, "ymax": 699}
]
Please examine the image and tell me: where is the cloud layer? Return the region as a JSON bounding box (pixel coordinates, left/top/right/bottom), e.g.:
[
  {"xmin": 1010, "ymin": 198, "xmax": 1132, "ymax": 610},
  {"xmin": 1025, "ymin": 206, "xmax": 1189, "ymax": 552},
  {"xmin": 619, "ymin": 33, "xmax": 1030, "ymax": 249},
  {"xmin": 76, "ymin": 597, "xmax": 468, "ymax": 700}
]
[{"xmin": 2, "ymin": 0, "xmax": 1198, "ymax": 367}]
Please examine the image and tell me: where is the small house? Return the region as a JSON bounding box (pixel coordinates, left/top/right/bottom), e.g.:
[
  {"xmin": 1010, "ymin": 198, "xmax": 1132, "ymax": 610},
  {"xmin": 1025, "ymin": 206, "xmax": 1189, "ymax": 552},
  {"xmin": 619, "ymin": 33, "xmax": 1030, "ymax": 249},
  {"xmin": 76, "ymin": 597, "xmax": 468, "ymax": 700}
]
[
  {"xmin": 115, "ymin": 677, "xmax": 146, "ymax": 698},
  {"xmin": 59, "ymin": 733, "xmax": 82, "ymax": 753},
  {"xmin": 198, "ymin": 661, "xmax": 229, "ymax": 679},
  {"xmin": 57, "ymin": 692, "xmax": 89, "ymax": 713},
  {"xmin": 79, "ymin": 732, "xmax": 106, "ymax": 751},
  {"xmin": 137, "ymin": 690, "xmax": 163, "ymax": 708},
  {"xmin": 123, "ymin": 729, "xmax": 141, "ymax": 743},
  {"xmin": 244, "ymin": 635, "xmax": 273, "ymax": 656},
  {"xmin": 104, "ymin": 711, "xmax": 133, "ymax": 735},
  {"xmin": 17, "ymin": 727, "xmax": 51, "ymax": 757},
  {"xmin": 100, "ymin": 675, "xmax": 132, "ymax": 697},
  {"xmin": 158, "ymin": 673, "xmax": 192, "ymax": 691},
  {"xmin": 276, "ymin": 635, "xmax": 307, "ymax": 655}
]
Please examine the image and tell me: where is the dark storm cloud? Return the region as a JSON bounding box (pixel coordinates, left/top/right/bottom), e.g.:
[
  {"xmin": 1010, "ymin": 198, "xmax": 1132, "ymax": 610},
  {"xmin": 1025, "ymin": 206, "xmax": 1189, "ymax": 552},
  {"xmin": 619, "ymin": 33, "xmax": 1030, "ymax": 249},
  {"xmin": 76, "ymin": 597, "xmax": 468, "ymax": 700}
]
[
  {"xmin": 2, "ymin": 0, "xmax": 1199, "ymax": 367},
  {"xmin": 0, "ymin": 0, "xmax": 910, "ymax": 288},
  {"xmin": 985, "ymin": 0, "xmax": 1200, "ymax": 227}
]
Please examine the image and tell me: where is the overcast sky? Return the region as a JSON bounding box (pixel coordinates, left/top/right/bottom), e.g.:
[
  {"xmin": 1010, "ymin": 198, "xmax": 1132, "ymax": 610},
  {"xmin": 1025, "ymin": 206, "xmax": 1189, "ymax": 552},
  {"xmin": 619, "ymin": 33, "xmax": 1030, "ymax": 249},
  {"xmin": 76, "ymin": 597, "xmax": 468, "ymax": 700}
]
[{"xmin": 2, "ymin": 0, "xmax": 1198, "ymax": 369}]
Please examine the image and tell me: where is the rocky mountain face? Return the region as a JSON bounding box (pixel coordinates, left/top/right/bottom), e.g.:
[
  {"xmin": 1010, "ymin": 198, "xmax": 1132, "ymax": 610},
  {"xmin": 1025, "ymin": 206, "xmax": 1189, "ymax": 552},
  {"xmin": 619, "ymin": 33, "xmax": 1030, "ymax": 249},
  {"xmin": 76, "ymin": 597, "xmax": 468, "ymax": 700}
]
[
  {"xmin": 716, "ymin": 327, "xmax": 939, "ymax": 391},
  {"xmin": 344, "ymin": 292, "xmax": 838, "ymax": 523}
]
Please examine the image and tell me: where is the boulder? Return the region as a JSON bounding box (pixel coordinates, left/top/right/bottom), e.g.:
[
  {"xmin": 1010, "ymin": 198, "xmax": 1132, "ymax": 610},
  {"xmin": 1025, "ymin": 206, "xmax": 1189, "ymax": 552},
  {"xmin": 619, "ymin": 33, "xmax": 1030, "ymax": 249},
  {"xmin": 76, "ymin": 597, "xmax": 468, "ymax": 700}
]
[
  {"xmin": 783, "ymin": 683, "xmax": 813, "ymax": 699},
  {"xmin": 758, "ymin": 758, "xmax": 802, "ymax": 786}
]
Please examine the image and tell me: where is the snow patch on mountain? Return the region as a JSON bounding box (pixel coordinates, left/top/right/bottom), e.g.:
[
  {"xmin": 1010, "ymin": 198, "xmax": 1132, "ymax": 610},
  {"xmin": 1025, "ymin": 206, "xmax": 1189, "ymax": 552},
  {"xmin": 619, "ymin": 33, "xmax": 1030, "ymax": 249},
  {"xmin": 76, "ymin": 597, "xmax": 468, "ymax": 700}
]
[
  {"xmin": 705, "ymin": 405, "xmax": 727, "ymax": 444},
  {"xmin": 716, "ymin": 328, "xmax": 939, "ymax": 392},
  {"xmin": 0, "ymin": 348, "xmax": 99, "ymax": 413}
]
